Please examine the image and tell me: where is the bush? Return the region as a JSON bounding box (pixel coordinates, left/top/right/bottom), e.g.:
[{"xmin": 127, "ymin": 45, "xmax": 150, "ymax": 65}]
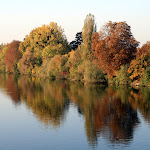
[
  {"xmin": 69, "ymin": 64, "xmax": 84, "ymax": 81},
  {"xmin": 114, "ymin": 65, "xmax": 130, "ymax": 85},
  {"xmin": 84, "ymin": 61, "xmax": 106, "ymax": 83},
  {"xmin": 13, "ymin": 61, "xmax": 20, "ymax": 74},
  {"xmin": 38, "ymin": 58, "xmax": 51, "ymax": 77},
  {"xmin": 48, "ymin": 55, "xmax": 68, "ymax": 79},
  {"xmin": 140, "ymin": 67, "xmax": 150, "ymax": 86}
]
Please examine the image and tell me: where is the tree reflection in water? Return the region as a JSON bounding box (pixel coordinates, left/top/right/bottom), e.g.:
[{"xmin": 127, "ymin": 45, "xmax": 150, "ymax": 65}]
[
  {"xmin": 0, "ymin": 74, "xmax": 150, "ymax": 147},
  {"xmin": 0, "ymin": 74, "xmax": 21, "ymax": 105}
]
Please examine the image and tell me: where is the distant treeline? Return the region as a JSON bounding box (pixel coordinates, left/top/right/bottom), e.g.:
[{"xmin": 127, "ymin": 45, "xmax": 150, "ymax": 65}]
[{"xmin": 0, "ymin": 14, "xmax": 149, "ymax": 86}]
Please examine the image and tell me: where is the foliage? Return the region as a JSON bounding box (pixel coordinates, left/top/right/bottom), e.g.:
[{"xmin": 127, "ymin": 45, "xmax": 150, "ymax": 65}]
[
  {"xmin": 82, "ymin": 13, "xmax": 96, "ymax": 60},
  {"xmin": 66, "ymin": 49, "xmax": 82, "ymax": 80},
  {"xmin": 140, "ymin": 67, "xmax": 150, "ymax": 86},
  {"xmin": 4, "ymin": 41, "xmax": 21, "ymax": 73},
  {"xmin": 38, "ymin": 58, "xmax": 51, "ymax": 77},
  {"xmin": 0, "ymin": 45, "xmax": 8, "ymax": 72},
  {"xmin": 84, "ymin": 61, "xmax": 106, "ymax": 83},
  {"xmin": 128, "ymin": 55, "xmax": 149, "ymax": 81},
  {"xmin": 128, "ymin": 41, "xmax": 150, "ymax": 83},
  {"xmin": 0, "ymin": 43, "xmax": 5, "ymax": 50},
  {"xmin": 0, "ymin": 15, "xmax": 149, "ymax": 86},
  {"xmin": 48, "ymin": 54, "xmax": 68, "ymax": 79},
  {"xmin": 137, "ymin": 41, "xmax": 150, "ymax": 58},
  {"xmin": 13, "ymin": 60, "xmax": 20, "ymax": 74},
  {"xmin": 92, "ymin": 21, "xmax": 139, "ymax": 78},
  {"xmin": 69, "ymin": 32, "xmax": 82, "ymax": 50},
  {"xmin": 19, "ymin": 22, "xmax": 70, "ymax": 59},
  {"xmin": 17, "ymin": 48, "xmax": 35, "ymax": 75},
  {"xmin": 114, "ymin": 65, "xmax": 130, "ymax": 85}
]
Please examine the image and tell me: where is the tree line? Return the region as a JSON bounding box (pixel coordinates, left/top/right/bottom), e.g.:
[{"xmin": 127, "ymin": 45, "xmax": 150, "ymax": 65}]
[{"xmin": 0, "ymin": 14, "xmax": 149, "ymax": 86}]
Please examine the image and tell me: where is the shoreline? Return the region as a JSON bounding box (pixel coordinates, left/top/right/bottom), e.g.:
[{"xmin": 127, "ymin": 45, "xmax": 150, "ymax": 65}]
[{"xmin": 1, "ymin": 72, "xmax": 150, "ymax": 88}]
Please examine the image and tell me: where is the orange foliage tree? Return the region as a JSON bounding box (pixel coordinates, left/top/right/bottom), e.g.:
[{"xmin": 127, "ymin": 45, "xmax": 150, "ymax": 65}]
[
  {"xmin": 48, "ymin": 54, "xmax": 68, "ymax": 78},
  {"xmin": 137, "ymin": 41, "xmax": 150, "ymax": 58},
  {"xmin": 92, "ymin": 21, "xmax": 139, "ymax": 78},
  {"xmin": 128, "ymin": 41, "xmax": 150, "ymax": 81},
  {"xmin": 17, "ymin": 47, "xmax": 36, "ymax": 75},
  {"xmin": 4, "ymin": 40, "xmax": 22, "ymax": 73}
]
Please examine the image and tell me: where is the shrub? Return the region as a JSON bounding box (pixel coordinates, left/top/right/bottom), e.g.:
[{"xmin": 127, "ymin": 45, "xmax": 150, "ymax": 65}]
[
  {"xmin": 115, "ymin": 65, "xmax": 130, "ymax": 85},
  {"xmin": 48, "ymin": 55, "xmax": 68, "ymax": 79},
  {"xmin": 84, "ymin": 61, "xmax": 106, "ymax": 83},
  {"xmin": 17, "ymin": 48, "xmax": 35, "ymax": 75},
  {"xmin": 140, "ymin": 67, "xmax": 150, "ymax": 86}
]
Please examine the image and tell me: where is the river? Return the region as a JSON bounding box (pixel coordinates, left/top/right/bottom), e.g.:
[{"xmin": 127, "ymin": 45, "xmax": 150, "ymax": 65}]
[{"xmin": 0, "ymin": 73, "xmax": 150, "ymax": 150}]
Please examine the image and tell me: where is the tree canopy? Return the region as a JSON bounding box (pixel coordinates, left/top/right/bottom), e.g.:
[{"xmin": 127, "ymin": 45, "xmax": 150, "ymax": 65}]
[
  {"xmin": 19, "ymin": 22, "xmax": 70, "ymax": 58},
  {"xmin": 82, "ymin": 13, "xmax": 96, "ymax": 60},
  {"xmin": 4, "ymin": 40, "xmax": 21, "ymax": 73},
  {"xmin": 92, "ymin": 21, "xmax": 139, "ymax": 78},
  {"xmin": 69, "ymin": 32, "xmax": 82, "ymax": 50}
]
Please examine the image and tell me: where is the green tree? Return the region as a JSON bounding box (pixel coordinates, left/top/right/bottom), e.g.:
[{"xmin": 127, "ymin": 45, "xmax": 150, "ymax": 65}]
[
  {"xmin": 82, "ymin": 13, "xmax": 96, "ymax": 60},
  {"xmin": 114, "ymin": 65, "xmax": 130, "ymax": 85},
  {"xmin": 140, "ymin": 67, "xmax": 150, "ymax": 86},
  {"xmin": 84, "ymin": 61, "xmax": 106, "ymax": 83}
]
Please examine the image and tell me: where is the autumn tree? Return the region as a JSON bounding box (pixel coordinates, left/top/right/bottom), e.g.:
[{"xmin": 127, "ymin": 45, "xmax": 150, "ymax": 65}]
[
  {"xmin": 82, "ymin": 13, "xmax": 96, "ymax": 60},
  {"xmin": 66, "ymin": 49, "xmax": 83, "ymax": 80},
  {"xmin": 0, "ymin": 45, "xmax": 8, "ymax": 72},
  {"xmin": 92, "ymin": 21, "xmax": 139, "ymax": 78},
  {"xmin": 19, "ymin": 22, "xmax": 70, "ymax": 59},
  {"xmin": 0, "ymin": 43, "xmax": 4, "ymax": 50},
  {"xmin": 137, "ymin": 41, "xmax": 150, "ymax": 58},
  {"xmin": 48, "ymin": 54, "xmax": 68, "ymax": 79},
  {"xmin": 128, "ymin": 41, "xmax": 150, "ymax": 85},
  {"xmin": 128, "ymin": 55, "xmax": 148, "ymax": 81},
  {"xmin": 4, "ymin": 40, "xmax": 22, "ymax": 73},
  {"xmin": 18, "ymin": 22, "xmax": 70, "ymax": 75},
  {"xmin": 17, "ymin": 47, "xmax": 38, "ymax": 75}
]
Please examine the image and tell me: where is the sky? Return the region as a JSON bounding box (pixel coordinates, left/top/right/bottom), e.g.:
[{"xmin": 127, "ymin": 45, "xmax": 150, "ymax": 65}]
[{"xmin": 0, "ymin": 0, "xmax": 150, "ymax": 46}]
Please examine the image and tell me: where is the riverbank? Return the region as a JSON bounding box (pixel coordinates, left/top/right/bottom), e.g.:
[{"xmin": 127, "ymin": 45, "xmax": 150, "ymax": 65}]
[{"xmin": 1, "ymin": 72, "xmax": 150, "ymax": 88}]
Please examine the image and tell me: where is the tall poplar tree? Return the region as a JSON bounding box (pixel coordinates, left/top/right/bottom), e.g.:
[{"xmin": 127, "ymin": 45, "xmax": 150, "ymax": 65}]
[{"xmin": 82, "ymin": 14, "xmax": 96, "ymax": 60}]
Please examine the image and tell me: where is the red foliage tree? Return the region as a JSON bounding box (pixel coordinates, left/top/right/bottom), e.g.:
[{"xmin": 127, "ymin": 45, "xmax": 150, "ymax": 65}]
[
  {"xmin": 137, "ymin": 41, "xmax": 150, "ymax": 58},
  {"xmin": 4, "ymin": 40, "xmax": 22, "ymax": 73},
  {"xmin": 92, "ymin": 21, "xmax": 139, "ymax": 78},
  {"xmin": 128, "ymin": 41, "xmax": 150, "ymax": 82}
]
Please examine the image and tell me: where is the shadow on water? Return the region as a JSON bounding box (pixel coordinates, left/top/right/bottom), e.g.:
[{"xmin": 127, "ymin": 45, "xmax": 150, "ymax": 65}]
[{"xmin": 0, "ymin": 73, "xmax": 150, "ymax": 148}]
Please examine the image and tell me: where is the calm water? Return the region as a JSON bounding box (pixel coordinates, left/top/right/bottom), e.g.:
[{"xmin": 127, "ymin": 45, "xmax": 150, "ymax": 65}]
[{"xmin": 0, "ymin": 74, "xmax": 150, "ymax": 150}]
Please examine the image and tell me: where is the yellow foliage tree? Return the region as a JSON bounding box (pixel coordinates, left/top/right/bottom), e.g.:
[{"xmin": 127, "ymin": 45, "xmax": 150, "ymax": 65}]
[{"xmin": 19, "ymin": 22, "xmax": 70, "ymax": 59}]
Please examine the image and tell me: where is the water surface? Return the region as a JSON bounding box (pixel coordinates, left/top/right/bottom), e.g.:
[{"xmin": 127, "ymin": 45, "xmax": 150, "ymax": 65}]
[{"xmin": 0, "ymin": 74, "xmax": 150, "ymax": 150}]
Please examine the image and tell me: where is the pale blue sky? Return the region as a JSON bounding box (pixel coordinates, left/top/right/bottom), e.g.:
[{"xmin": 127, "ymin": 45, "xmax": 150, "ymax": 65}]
[{"xmin": 0, "ymin": 0, "xmax": 150, "ymax": 46}]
